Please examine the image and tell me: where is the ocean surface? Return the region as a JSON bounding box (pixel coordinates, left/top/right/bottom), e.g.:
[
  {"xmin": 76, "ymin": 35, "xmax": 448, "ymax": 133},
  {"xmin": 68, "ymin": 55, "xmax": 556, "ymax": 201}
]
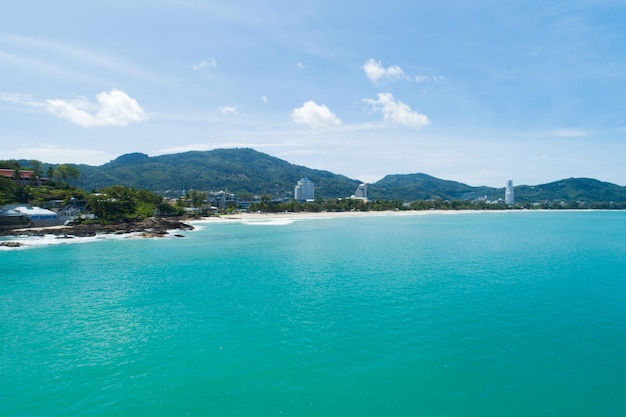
[{"xmin": 1, "ymin": 211, "xmax": 625, "ymax": 416}]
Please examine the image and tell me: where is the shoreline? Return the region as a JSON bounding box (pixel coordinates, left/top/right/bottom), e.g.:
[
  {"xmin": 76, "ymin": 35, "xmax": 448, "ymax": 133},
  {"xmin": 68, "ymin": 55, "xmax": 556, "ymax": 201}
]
[
  {"xmin": 0, "ymin": 217, "xmax": 194, "ymax": 248},
  {"xmin": 189, "ymin": 208, "xmax": 624, "ymax": 225},
  {"xmin": 1, "ymin": 209, "xmax": 620, "ymax": 249},
  {"xmin": 194, "ymin": 208, "xmax": 545, "ymax": 222},
  {"xmin": 0, "ymin": 210, "xmax": 474, "ymax": 248},
  {"xmin": 201, "ymin": 209, "xmax": 450, "ymax": 222}
]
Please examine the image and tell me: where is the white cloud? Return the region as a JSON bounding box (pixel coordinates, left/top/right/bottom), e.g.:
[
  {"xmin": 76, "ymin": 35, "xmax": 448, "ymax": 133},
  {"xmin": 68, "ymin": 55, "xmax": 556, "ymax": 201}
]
[
  {"xmin": 0, "ymin": 34, "xmax": 164, "ymax": 84},
  {"xmin": 191, "ymin": 57, "xmax": 217, "ymax": 70},
  {"xmin": 291, "ymin": 100, "xmax": 342, "ymax": 128},
  {"xmin": 218, "ymin": 105, "xmax": 238, "ymax": 114},
  {"xmin": 296, "ymin": 62, "xmax": 306, "ymax": 69},
  {"xmin": 360, "ymin": 58, "xmax": 445, "ymax": 85},
  {"xmin": 363, "ymin": 92, "xmax": 430, "ymax": 128},
  {"xmin": 415, "ymin": 74, "xmax": 446, "ymax": 83},
  {"xmin": 362, "ymin": 58, "xmax": 406, "ymax": 84},
  {"xmin": 261, "ymin": 96, "xmax": 268, "ymax": 103},
  {"xmin": 0, "ymin": 91, "xmax": 44, "ymax": 107},
  {"xmin": 548, "ymin": 128, "xmax": 592, "ymax": 137},
  {"xmin": 46, "ymin": 89, "xmax": 146, "ymax": 127},
  {"xmin": 0, "ymin": 145, "xmax": 111, "ymax": 165}
]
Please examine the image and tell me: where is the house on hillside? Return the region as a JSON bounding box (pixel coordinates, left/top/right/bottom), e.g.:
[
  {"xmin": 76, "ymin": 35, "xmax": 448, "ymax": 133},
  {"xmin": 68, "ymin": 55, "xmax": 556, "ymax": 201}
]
[
  {"xmin": 0, "ymin": 169, "xmax": 38, "ymax": 186},
  {"xmin": 56, "ymin": 205, "xmax": 94, "ymax": 223}
]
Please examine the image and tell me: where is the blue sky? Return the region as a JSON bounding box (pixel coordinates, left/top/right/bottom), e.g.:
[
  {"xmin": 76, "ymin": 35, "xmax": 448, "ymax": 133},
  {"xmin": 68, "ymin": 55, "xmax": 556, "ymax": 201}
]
[{"xmin": 1, "ymin": 1, "xmax": 625, "ymax": 187}]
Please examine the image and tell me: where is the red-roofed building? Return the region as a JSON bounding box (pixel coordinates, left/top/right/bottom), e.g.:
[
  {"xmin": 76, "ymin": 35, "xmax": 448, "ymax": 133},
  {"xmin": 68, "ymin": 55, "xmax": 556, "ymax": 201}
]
[
  {"xmin": 0, "ymin": 169, "xmax": 39, "ymax": 185},
  {"xmin": 0, "ymin": 169, "xmax": 35, "ymax": 180}
]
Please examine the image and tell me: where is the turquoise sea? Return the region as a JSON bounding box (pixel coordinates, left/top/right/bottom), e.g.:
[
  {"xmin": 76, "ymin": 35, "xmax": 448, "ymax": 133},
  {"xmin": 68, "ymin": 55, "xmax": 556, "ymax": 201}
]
[{"xmin": 1, "ymin": 211, "xmax": 626, "ymax": 416}]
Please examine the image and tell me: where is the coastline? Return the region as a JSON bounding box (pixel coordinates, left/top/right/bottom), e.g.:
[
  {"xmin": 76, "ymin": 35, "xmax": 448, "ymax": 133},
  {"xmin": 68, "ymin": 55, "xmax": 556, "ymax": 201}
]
[
  {"xmin": 195, "ymin": 209, "xmax": 498, "ymax": 223},
  {"xmin": 203, "ymin": 208, "xmax": 619, "ymax": 222},
  {"xmin": 0, "ymin": 210, "xmax": 468, "ymax": 249},
  {"xmin": 0, "ymin": 217, "xmax": 194, "ymax": 249},
  {"xmin": 1, "ymin": 209, "xmax": 614, "ymax": 249}
]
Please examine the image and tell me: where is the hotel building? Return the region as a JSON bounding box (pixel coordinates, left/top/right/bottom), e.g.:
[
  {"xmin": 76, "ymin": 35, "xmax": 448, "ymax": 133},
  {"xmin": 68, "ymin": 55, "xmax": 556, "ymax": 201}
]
[
  {"xmin": 351, "ymin": 183, "xmax": 368, "ymax": 201},
  {"xmin": 505, "ymin": 179, "xmax": 514, "ymax": 205},
  {"xmin": 295, "ymin": 178, "xmax": 315, "ymax": 201}
]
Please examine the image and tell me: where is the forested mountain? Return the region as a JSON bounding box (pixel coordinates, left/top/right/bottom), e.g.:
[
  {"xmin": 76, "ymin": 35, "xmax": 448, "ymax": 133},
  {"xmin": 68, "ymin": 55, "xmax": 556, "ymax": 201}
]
[
  {"xmin": 77, "ymin": 148, "xmax": 361, "ymax": 198},
  {"xmin": 513, "ymin": 178, "xmax": 626, "ymax": 203},
  {"xmin": 369, "ymin": 174, "xmax": 626, "ymax": 203},
  {"xmin": 369, "ymin": 173, "xmax": 501, "ymax": 201},
  {"xmin": 71, "ymin": 149, "xmax": 626, "ymax": 202},
  {"xmin": 7, "ymin": 148, "xmax": 626, "ymax": 204}
]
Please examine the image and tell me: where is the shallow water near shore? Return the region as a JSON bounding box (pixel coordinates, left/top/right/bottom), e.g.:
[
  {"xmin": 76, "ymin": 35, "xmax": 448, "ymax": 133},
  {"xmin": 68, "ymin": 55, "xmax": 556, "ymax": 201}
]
[{"xmin": 2, "ymin": 211, "xmax": 626, "ymax": 416}]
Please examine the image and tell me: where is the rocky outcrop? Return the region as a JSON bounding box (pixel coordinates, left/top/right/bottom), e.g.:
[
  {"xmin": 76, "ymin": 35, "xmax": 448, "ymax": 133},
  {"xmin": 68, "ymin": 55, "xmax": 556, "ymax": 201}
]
[
  {"xmin": 0, "ymin": 241, "xmax": 24, "ymax": 247},
  {"xmin": 0, "ymin": 217, "xmax": 194, "ymax": 238}
]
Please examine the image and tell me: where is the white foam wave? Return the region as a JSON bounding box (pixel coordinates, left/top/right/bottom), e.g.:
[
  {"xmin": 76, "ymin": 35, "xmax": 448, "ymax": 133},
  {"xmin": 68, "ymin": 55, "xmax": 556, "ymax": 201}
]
[
  {"xmin": 0, "ymin": 231, "xmax": 181, "ymax": 250},
  {"xmin": 240, "ymin": 219, "xmax": 296, "ymax": 226}
]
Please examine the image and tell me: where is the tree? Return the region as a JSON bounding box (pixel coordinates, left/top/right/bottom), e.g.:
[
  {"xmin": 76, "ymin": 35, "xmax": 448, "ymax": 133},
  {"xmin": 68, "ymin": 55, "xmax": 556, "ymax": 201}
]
[
  {"xmin": 28, "ymin": 160, "xmax": 44, "ymax": 179},
  {"xmin": 0, "ymin": 177, "xmax": 18, "ymax": 205},
  {"xmin": 84, "ymin": 186, "xmax": 178, "ymax": 221},
  {"xmin": 86, "ymin": 186, "xmax": 137, "ymax": 221},
  {"xmin": 54, "ymin": 164, "xmax": 81, "ymax": 186},
  {"xmin": 0, "ymin": 159, "xmax": 21, "ymax": 170},
  {"xmin": 187, "ymin": 190, "xmax": 207, "ymax": 209}
]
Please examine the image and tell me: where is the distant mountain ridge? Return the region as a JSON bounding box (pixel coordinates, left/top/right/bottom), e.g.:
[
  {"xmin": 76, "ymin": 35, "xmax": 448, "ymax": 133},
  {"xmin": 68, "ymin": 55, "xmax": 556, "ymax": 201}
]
[
  {"xmin": 72, "ymin": 148, "xmax": 626, "ymax": 203},
  {"xmin": 369, "ymin": 173, "xmax": 498, "ymax": 201},
  {"xmin": 78, "ymin": 148, "xmax": 360, "ymax": 198}
]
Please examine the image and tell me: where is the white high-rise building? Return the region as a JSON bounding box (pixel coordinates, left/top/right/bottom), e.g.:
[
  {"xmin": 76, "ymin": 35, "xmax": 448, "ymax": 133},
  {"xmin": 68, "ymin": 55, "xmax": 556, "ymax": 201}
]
[
  {"xmin": 295, "ymin": 177, "xmax": 314, "ymax": 201},
  {"xmin": 505, "ymin": 179, "xmax": 514, "ymax": 205},
  {"xmin": 352, "ymin": 183, "xmax": 368, "ymax": 201}
]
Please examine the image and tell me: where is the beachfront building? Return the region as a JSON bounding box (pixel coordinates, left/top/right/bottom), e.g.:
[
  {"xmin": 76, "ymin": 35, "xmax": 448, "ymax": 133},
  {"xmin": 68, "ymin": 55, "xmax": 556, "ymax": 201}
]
[
  {"xmin": 12, "ymin": 206, "xmax": 59, "ymax": 227},
  {"xmin": 505, "ymin": 179, "xmax": 514, "ymax": 205},
  {"xmin": 0, "ymin": 207, "xmax": 31, "ymax": 228},
  {"xmin": 351, "ymin": 183, "xmax": 368, "ymax": 201},
  {"xmin": 294, "ymin": 178, "xmax": 315, "ymax": 201}
]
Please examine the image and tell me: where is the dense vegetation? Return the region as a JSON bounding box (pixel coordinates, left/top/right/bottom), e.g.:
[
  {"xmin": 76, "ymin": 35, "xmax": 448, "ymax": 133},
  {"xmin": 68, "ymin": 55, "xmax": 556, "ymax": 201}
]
[
  {"xmin": 249, "ymin": 198, "xmax": 626, "ymax": 213},
  {"xmin": 74, "ymin": 148, "xmax": 626, "ymax": 203},
  {"xmin": 86, "ymin": 186, "xmax": 180, "ymax": 222},
  {"xmin": 369, "ymin": 173, "xmax": 501, "ymax": 201},
  {"xmin": 4, "ymin": 148, "xmax": 626, "ymax": 214},
  {"xmin": 514, "ymin": 178, "xmax": 626, "ymax": 203},
  {"xmin": 0, "ymin": 159, "xmax": 180, "ymax": 222},
  {"xmin": 77, "ymin": 149, "xmax": 361, "ymax": 198},
  {"xmin": 0, "ymin": 160, "xmax": 84, "ymax": 206}
]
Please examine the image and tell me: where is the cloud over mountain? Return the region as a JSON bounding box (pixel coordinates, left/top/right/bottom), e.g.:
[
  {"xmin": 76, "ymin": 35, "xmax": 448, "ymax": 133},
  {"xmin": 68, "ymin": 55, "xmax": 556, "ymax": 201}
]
[
  {"xmin": 46, "ymin": 89, "xmax": 146, "ymax": 127},
  {"xmin": 291, "ymin": 100, "xmax": 342, "ymax": 128},
  {"xmin": 363, "ymin": 93, "xmax": 429, "ymax": 128}
]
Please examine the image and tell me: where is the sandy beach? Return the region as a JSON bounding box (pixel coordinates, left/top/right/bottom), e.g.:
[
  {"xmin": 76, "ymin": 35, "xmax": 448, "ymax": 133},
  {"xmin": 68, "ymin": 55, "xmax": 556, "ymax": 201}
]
[
  {"xmin": 1, "ymin": 210, "xmax": 519, "ymax": 249},
  {"xmin": 194, "ymin": 209, "xmax": 469, "ymax": 224}
]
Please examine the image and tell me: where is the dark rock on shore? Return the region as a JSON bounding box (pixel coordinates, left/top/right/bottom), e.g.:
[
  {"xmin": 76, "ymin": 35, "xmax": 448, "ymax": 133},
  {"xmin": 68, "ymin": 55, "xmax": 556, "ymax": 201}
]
[
  {"xmin": 0, "ymin": 241, "xmax": 24, "ymax": 247},
  {"xmin": 0, "ymin": 217, "xmax": 194, "ymax": 238}
]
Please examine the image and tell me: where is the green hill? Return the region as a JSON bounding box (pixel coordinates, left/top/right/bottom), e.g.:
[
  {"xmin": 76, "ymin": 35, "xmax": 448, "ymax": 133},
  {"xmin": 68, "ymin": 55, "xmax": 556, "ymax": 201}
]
[
  {"xmin": 369, "ymin": 174, "xmax": 626, "ymax": 203},
  {"xmin": 369, "ymin": 173, "xmax": 500, "ymax": 201},
  {"xmin": 514, "ymin": 178, "xmax": 626, "ymax": 203},
  {"xmin": 10, "ymin": 148, "xmax": 625, "ymax": 204},
  {"xmin": 77, "ymin": 148, "xmax": 360, "ymax": 198}
]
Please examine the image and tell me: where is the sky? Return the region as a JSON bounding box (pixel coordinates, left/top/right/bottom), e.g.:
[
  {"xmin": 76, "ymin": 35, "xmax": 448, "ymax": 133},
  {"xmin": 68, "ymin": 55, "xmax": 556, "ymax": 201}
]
[{"xmin": 1, "ymin": 0, "xmax": 626, "ymax": 187}]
